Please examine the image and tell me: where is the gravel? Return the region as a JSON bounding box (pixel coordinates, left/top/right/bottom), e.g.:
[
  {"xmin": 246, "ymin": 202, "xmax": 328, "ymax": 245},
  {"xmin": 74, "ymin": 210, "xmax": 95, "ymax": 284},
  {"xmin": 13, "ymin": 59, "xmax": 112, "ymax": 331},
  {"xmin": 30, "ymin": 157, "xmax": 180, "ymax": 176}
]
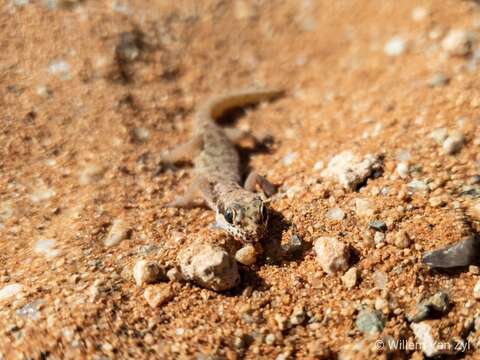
[
  {"xmin": 133, "ymin": 260, "xmax": 163, "ymax": 286},
  {"xmin": 384, "ymin": 36, "xmax": 407, "ymax": 56},
  {"xmin": 442, "ymin": 131, "xmax": 465, "ymax": 155},
  {"xmin": 143, "ymin": 284, "xmax": 174, "ymax": 308},
  {"xmin": 104, "ymin": 219, "xmax": 130, "ymax": 247},
  {"xmin": 441, "ymin": 29, "xmax": 471, "ymax": 56},
  {"xmin": 341, "ymin": 267, "xmax": 359, "ymax": 289},
  {"xmin": 0, "ymin": 284, "xmax": 23, "ymax": 302},
  {"xmin": 235, "ymin": 244, "xmax": 258, "ymax": 265},
  {"xmin": 326, "ymin": 207, "xmax": 345, "ymax": 221}
]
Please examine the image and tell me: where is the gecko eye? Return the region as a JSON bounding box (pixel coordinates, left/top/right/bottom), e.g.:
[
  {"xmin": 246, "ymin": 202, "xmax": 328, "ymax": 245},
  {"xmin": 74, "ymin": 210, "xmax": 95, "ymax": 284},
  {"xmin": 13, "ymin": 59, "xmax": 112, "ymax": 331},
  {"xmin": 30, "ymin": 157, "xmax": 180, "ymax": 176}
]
[{"xmin": 224, "ymin": 208, "xmax": 235, "ymax": 224}]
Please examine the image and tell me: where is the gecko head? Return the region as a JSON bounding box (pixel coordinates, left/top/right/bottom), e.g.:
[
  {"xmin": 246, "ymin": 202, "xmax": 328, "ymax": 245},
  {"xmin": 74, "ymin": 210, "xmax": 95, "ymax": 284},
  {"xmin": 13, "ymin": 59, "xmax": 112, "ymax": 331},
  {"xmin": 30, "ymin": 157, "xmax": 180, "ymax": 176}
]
[{"xmin": 215, "ymin": 194, "xmax": 268, "ymax": 243}]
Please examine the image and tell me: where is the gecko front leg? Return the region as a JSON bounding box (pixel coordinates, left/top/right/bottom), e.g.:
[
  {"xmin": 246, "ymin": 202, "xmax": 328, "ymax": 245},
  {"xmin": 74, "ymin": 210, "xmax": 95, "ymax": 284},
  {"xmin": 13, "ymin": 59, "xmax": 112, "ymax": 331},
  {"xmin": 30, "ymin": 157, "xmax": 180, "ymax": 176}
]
[
  {"xmin": 160, "ymin": 135, "xmax": 203, "ymax": 164},
  {"xmin": 244, "ymin": 171, "xmax": 276, "ymax": 197},
  {"xmin": 167, "ymin": 176, "xmax": 216, "ymax": 210}
]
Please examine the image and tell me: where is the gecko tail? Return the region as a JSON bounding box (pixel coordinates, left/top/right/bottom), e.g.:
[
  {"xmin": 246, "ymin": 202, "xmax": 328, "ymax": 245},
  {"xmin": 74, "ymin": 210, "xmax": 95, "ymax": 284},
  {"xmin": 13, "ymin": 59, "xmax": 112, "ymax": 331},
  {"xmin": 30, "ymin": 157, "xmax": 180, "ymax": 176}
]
[{"xmin": 195, "ymin": 88, "xmax": 284, "ymax": 127}]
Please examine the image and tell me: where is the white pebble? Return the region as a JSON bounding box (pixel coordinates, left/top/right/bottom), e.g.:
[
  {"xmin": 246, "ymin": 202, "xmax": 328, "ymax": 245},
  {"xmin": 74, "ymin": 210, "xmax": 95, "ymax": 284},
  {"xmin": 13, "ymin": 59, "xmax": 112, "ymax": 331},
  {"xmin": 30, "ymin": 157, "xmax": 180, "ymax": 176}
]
[
  {"xmin": 327, "ymin": 207, "xmax": 345, "ymax": 221},
  {"xmin": 430, "ymin": 128, "xmax": 448, "ymax": 144},
  {"xmin": 384, "ymin": 36, "xmax": 407, "ymax": 56},
  {"xmin": 48, "ymin": 59, "xmax": 71, "ymax": 79},
  {"xmin": 143, "ymin": 284, "xmax": 173, "ymax": 308},
  {"xmin": 341, "ymin": 267, "xmax": 358, "ymax": 289},
  {"xmin": 396, "ymin": 162, "xmax": 409, "ymax": 179},
  {"xmin": 441, "ymin": 29, "xmax": 471, "ymax": 56},
  {"xmin": 313, "ymin": 160, "xmax": 324, "ymax": 171},
  {"xmin": 0, "ymin": 284, "xmax": 23, "ymax": 302},
  {"xmin": 34, "ymin": 239, "xmax": 60, "ymax": 258},
  {"xmin": 442, "ymin": 131, "xmax": 465, "ymax": 155},
  {"xmin": 282, "ymin": 152, "xmax": 298, "ymax": 166},
  {"xmin": 411, "ymin": 7, "xmax": 428, "ymax": 22},
  {"xmin": 355, "ymin": 198, "xmax": 374, "ymax": 218}
]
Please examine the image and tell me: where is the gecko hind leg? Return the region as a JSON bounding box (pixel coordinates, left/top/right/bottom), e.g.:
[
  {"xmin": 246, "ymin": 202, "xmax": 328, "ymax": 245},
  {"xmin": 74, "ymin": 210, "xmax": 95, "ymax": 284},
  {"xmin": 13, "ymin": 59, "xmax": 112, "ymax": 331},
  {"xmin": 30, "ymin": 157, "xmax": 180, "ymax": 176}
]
[
  {"xmin": 167, "ymin": 176, "xmax": 215, "ymax": 210},
  {"xmin": 244, "ymin": 171, "xmax": 276, "ymax": 197},
  {"xmin": 160, "ymin": 135, "xmax": 203, "ymax": 164}
]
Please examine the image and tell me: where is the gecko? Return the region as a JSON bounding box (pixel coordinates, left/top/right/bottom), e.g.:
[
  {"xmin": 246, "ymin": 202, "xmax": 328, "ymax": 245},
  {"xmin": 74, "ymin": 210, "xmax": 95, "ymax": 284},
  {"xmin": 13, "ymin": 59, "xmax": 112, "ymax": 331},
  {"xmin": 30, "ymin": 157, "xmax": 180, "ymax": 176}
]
[{"xmin": 161, "ymin": 88, "xmax": 283, "ymax": 243}]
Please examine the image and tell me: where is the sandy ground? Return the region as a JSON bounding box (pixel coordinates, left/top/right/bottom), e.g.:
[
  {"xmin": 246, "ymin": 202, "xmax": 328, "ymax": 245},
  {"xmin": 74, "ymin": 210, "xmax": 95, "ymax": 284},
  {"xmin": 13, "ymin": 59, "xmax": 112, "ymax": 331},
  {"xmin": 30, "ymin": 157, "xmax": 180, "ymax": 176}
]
[{"xmin": 1, "ymin": 0, "xmax": 480, "ymax": 359}]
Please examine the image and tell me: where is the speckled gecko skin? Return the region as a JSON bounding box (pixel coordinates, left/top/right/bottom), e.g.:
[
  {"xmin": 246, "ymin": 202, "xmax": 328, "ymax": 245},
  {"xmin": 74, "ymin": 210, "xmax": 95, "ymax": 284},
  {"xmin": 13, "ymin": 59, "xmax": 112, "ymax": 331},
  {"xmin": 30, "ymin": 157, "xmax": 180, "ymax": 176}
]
[{"xmin": 161, "ymin": 89, "xmax": 283, "ymax": 243}]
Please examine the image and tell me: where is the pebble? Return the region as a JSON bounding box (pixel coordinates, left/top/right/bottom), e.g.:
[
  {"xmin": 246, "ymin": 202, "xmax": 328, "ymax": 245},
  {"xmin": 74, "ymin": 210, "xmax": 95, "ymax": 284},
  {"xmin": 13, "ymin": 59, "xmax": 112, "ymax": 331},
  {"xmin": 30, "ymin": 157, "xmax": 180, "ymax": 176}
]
[
  {"xmin": 429, "ymin": 196, "xmax": 445, "ymax": 207},
  {"xmin": 373, "ymin": 270, "xmax": 388, "ymax": 289},
  {"xmin": 369, "ymin": 220, "xmax": 387, "ymax": 231},
  {"xmin": 355, "ymin": 308, "xmax": 385, "ymax": 334},
  {"xmin": 341, "ymin": 267, "xmax": 358, "ymax": 289},
  {"xmin": 133, "ymin": 260, "xmax": 162, "ymax": 286},
  {"xmin": 441, "ymin": 29, "xmax": 471, "ymax": 56},
  {"xmin": 166, "ymin": 267, "xmax": 183, "ymax": 282},
  {"xmin": 79, "ymin": 165, "xmax": 104, "ymax": 185},
  {"xmin": 16, "ymin": 299, "xmax": 45, "ymax": 320},
  {"xmin": 314, "ymin": 237, "xmax": 350, "ymax": 275},
  {"xmin": 393, "ymin": 230, "xmax": 411, "ymax": 248},
  {"xmin": 289, "ymin": 306, "xmax": 306, "ymax": 325},
  {"xmin": 48, "ymin": 59, "xmax": 71, "ymax": 79},
  {"xmin": 374, "ymin": 231, "xmax": 385, "ymax": 246},
  {"xmin": 412, "ymin": 6, "xmax": 428, "ymax": 22},
  {"xmin": 30, "ymin": 186, "xmax": 56, "ymax": 203},
  {"xmin": 354, "ymin": 198, "xmax": 374, "ymax": 218},
  {"xmin": 442, "ymin": 131, "xmax": 465, "ymax": 155},
  {"xmin": 396, "ymin": 161, "xmax": 409, "ymax": 179},
  {"xmin": 411, "ymin": 321, "xmax": 455, "ymax": 357},
  {"xmin": 473, "ymin": 280, "xmax": 480, "ymax": 299},
  {"xmin": 178, "ymin": 242, "xmax": 239, "ymax": 291},
  {"xmin": 0, "ymin": 283, "xmax": 23, "ymax": 302},
  {"xmin": 104, "ymin": 219, "xmax": 130, "ymax": 247},
  {"xmin": 430, "ymin": 127, "xmax": 448, "ymax": 144},
  {"xmin": 322, "ymin": 151, "xmax": 382, "ymax": 190},
  {"xmin": 407, "ymin": 179, "xmax": 429, "ymax": 193},
  {"xmin": 384, "ymin": 36, "xmax": 407, "ymax": 56},
  {"xmin": 281, "ymin": 233, "xmax": 304, "ymax": 257},
  {"xmin": 313, "ymin": 160, "xmax": 324, "ymax": 171},
  {"xmin": 407, "ymin": 291, "xmax": 451, "ymax": 322},
  {"xmin": 264, "ymin": 333, "xmax": 276, "ymax": 345},
  {"xmin": 326, "ymin": 207, "xmax": 345, "ymax": 221},
  {"xmin": 428, "ymin": 73, "xmax": 449, "ymax": 87},
  {"xmin": 143, "ymin": 284, "xmax": 174, "ymax": 308},
  {"xmin": 34, "ymin": 238, "xmax": 61, "ymax": 258},
  {"xmin": 282, "ymin": 152, "xmax": 298, "ymax": 166},
  {"xmin": 235, "ymin": 244, "xmax": 258, "ymax": 265}
]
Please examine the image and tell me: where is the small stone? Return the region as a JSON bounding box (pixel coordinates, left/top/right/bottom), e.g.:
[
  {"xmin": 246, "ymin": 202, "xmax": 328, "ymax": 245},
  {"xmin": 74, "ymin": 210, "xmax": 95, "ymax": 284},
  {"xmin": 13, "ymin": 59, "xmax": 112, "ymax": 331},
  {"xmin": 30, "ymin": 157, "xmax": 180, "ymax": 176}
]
[
  {"xmin": 356, "ymin": 308, "xmax": 385, "ymax": 334},
  {"xmin": 34, "ymin": 238, "xmax": 60, "ymax": 258},
  {"xmin": 289, "ymin": 306, "xmax": 306, "ymax": 325},
  {"xmin": 394, "ymin": 230, "xmax": 411, "ymax": 249},
  {"xmin": 369, "ymin": 220, "xmax": 387, "ymax": 231},
  {"xmin": 79, "ymin": 165, "xmax": 104, "ymax": 185},
  {"xmin": 314, "ymin": 237, "xmax": 350, "ymax": 275},
  {"xmin": 411, "ymin": 321, "xmax": 455, "ymax": 357},
  {"xmin": 133, "ymin": 260, "xmax": 162, "ymax": 286},
  {"xmin": 265, "ymin": 334, "xmax": 276, "ymax": 345},
  {"xmin": 104, "ymin": 219, "xmax": 130, "ymax": 247},
  {"xmin": 429, "ymin": 196, "xmax": 445, "ymax": 207},
  {"xmin": 469, "ymin": 265, "xmax": 480, "ymax": 274},
  {"xmin": 48, "ymin": 59, "xmax": 71, "ymax": 79},
  {"xmin": 469, "ymin": 201, "xmax": 480, "ymax": 220},
  {"xmin": 374, "ymin": 297, "xmax": 389, "ymax": 311},
  {"xmin": 384, "ymin": 36, "xmax": 407, "ymax": 56},
  {"xmin": 16, "ymin": 299, "xmax": 45, "ymax": 320},
  {"xmin": 282, "ymin": 233, "xmax": 304, "ymax": 257},
  {"xmin": 373, "ymin": 271, "xmax": 388, "ymax": 289},
  {"xmin": 282, "ymin": 152, "xmax": 298, "ymax": 166},
  {"xmin": 441, "ymin": 29, "xmax": 471, "ymax": 56},
  {"xmin": 0, "ymin": 284, "xmax": 23, "ymax": 302},
  {"xmin": 341, "ymin": 267, "xmax": 358, "ymax": 289},
  {"xmin": 178, "ymin": 242, "xmax": 239, "ymax": 291},
  {"xmin": 408, "ymin": 291, "xmax": 451, "ymax": 322},
  {"xmin": 307, "ymin": 341, "xmax": 332, "ymax": 359},
  {"xmin": 143, "ymin": 284, "xmax": 174, "ymax": 308},
  {"xmin": 430, "ymin": 127, "xmax": 449, "ymax": 144},
  {"xmin": 235, "ymin": 244, "xmax": 258, "ymax": 265},
  {"xmin": 322, "ymin": 151, "xmax": 383, "ymax": 190},
  {"xmin": 326, "ymin": 207, "xmax": 345, "ymax": 221},
  {"xmin": 473, "ymin": 280, "xmax": 480, "ymax": 299},
  {"xmin": 30, "ymin": 185, "xmax": 56, "ymax": 203},
  {"xmin": 412, "ymin": 6, "xmax": 428, "ymax": 21},
  {"xmin": 355, "ymin": 198, "xmax": 374, "ymax": 218},
  {"xmin": 407, "ymin": 180, "xmax": 429, "ymax": 192},
  {"xmin": 313, "ymin": 160, "xmax": 324, "ymax": 171},
  {"xmin": 274, "ymin": 314, "xmax": 288, "ymax": 330},
  {"xmin": 166, "ymin": 267, "xmax": 183, "ymax": 282},
  {"xmin": 442, "ymin": 131, "xmax": 465, "ymax": 155},
  {"xmin": 428, "ymin": 73, "xmax": 449, "ymax": 87},
  {"xmin": 374, "ymin": 231, "xmax": 385, "ymax": 245},
  {"xmin": 396, "ymin": 162, "xmax": 409, "ymax": 179}
]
